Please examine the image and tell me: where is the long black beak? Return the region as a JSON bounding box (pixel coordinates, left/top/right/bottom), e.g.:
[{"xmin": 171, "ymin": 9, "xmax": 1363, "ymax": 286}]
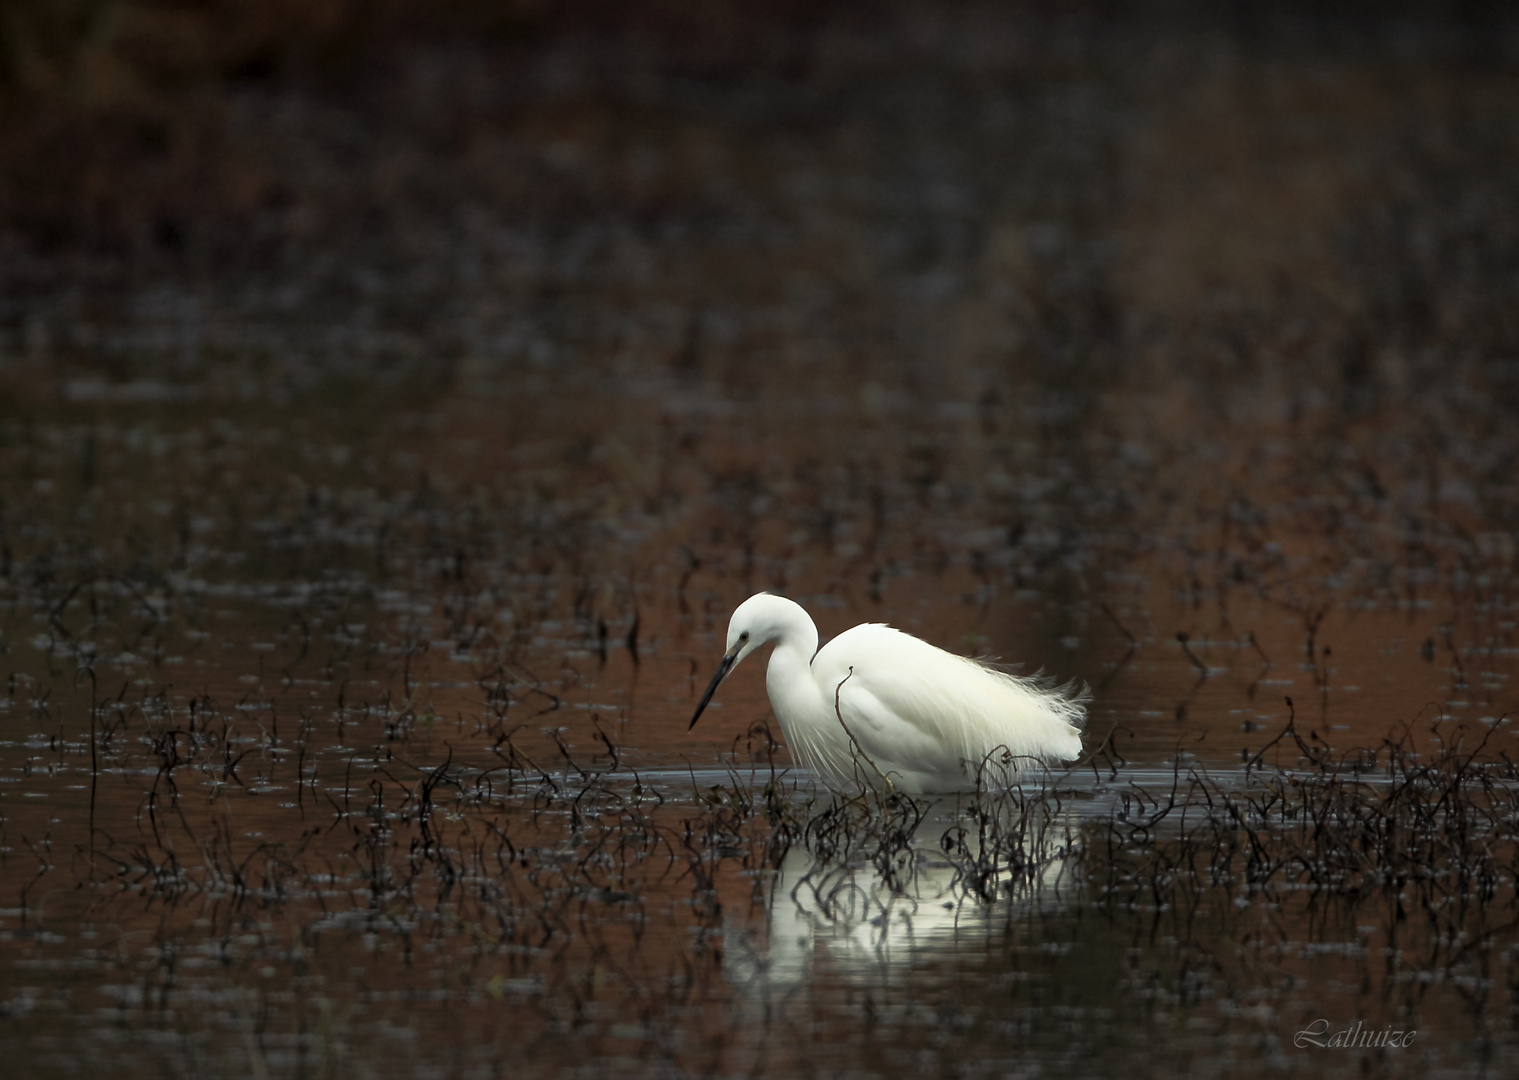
[{"xmin": 688, "ymin": 644, "xmax": 741, "ymax": 731}]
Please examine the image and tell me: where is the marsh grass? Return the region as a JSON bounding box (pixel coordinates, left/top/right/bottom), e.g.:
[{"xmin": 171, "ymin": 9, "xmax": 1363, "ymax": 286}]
[
  {"xmin": 9, "ymin": 650, "xmax": 1516, "ymax": 1076},
  {"xmin": 0, "ymin": 379, "xmax": 1516, "ymax": 1073}
]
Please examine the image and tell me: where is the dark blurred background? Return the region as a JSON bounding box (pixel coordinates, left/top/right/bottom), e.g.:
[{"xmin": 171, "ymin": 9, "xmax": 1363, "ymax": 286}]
[{"xmin": 1, "ymin": 0, "xmax": 1517, "ymax": 660}]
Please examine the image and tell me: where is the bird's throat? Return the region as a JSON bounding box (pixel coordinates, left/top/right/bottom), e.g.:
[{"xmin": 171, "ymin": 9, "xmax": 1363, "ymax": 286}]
[{"xmin": 764, "ymin": 639, "xmax": 829, "ymax": 741}]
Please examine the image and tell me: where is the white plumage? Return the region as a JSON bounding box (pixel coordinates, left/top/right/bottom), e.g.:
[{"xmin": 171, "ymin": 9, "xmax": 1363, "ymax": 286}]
[{"xmin": 688, "ymin": 593, "xmax": 1086, "ymax": 793}]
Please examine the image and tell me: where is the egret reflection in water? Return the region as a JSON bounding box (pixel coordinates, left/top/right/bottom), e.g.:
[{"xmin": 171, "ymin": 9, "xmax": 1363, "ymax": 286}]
[{"xmin": 724, "ymin": 788, "xmax": 1081, "ymax": 989}]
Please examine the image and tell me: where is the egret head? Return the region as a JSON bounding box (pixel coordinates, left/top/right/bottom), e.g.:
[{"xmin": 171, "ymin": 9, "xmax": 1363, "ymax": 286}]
[{"xmin": 687, "ymin": 593, "xmax": 795, "ymax": 731}]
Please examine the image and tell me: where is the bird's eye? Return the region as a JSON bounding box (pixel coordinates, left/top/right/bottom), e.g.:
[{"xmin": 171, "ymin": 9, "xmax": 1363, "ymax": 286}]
[{"xmin": 739, "ymin": 631, "xmax": 750, "ymax": 642}]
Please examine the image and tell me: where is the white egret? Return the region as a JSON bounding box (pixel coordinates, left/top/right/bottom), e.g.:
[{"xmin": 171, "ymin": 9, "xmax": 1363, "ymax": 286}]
[{"xmin": 688, "ymin": 593, "xmax": 1086, "ymax": 793}]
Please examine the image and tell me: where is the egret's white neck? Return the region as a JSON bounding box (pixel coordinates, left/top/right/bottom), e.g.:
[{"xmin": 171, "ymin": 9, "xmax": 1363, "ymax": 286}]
[{"xmin": 757, "ymin": 601, "xmax": 824, "ymax": 735}]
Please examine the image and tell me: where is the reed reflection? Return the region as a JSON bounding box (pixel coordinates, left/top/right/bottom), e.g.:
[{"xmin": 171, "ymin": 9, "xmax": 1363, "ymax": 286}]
[{"xmin": 726, "ymin": 788, "xmax": 1080, "ymax": 989}]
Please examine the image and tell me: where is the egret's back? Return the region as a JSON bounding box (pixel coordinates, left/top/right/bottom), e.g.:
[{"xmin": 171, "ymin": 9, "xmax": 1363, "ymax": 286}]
[{"xmin": 804, "ymin": 624, "xmax": 1085, "ymax": 791}]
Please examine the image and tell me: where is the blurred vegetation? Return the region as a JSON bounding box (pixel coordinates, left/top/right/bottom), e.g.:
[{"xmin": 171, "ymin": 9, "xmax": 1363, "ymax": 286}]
[
  {"xmin": 0, "ymin": 0, "xmax": 833, "ymax": 254},
  {"xmin": 0, "ymin": 0, "xmax": 1510, "ymax": 251},
  {"xmin": 0, "ymin": 0, "xmax": 115, "ymax": 93},
  {"xmin": 0, "ymin": 0, "xmax": 1507, "ymax": 102},
  {"xmin": 0, "ymin": 0, "xmax": 829, "ymax": 103}
]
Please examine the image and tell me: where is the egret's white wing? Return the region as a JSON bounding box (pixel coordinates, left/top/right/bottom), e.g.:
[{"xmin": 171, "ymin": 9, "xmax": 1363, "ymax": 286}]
[
  {"xmin": 813, "ymin": 623, "xmax": 1083, "ymax": 791},
  {"xmin": 832, "ymin": 679, "xmax": 968, "ymax": 790}
]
